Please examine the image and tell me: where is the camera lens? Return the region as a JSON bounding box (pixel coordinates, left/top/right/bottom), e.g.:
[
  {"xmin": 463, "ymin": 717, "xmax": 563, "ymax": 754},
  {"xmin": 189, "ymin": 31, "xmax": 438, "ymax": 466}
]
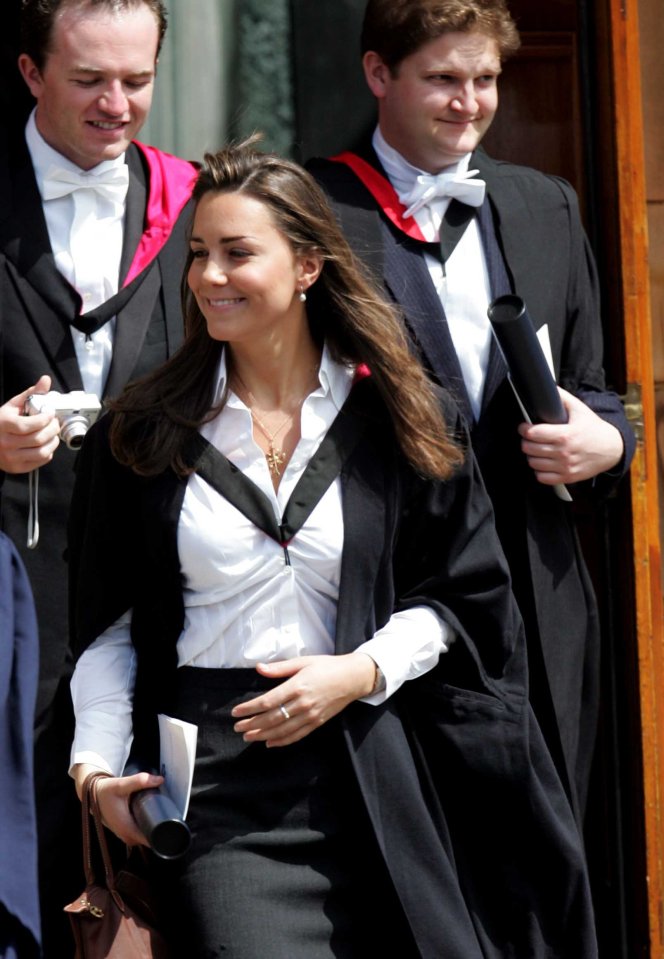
[{"xmin": 59, "ymin": 415, "xmax": 89, "ymax": 450}]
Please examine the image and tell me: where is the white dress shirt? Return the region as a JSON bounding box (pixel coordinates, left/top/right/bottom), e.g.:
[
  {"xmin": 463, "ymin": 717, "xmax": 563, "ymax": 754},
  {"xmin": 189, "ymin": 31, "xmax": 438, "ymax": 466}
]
[
  {"xmin": 71, "ymin": 347, "xmax": 454, "ymax": 775},
  {"xmin": 26, "ymin": 109, "xmax": 128, "ymax": 398},
  {"xmin": 373, "ymin": 127, "xmax": 493, "ymax": 420}
]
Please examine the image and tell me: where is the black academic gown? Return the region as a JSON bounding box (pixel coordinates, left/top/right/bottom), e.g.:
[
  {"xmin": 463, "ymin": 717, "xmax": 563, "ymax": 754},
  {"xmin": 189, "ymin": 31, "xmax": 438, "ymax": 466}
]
[
  {"xmin": 308, "ymin": 146, "xmax": 635, "ymax": 818},
  {"xmin": 0, "ymin": 125, "xmax": 196, "ymax": 955},
  {"xmin": 68, "ymin": 381, "xmax": 598, "ymax": 958}
]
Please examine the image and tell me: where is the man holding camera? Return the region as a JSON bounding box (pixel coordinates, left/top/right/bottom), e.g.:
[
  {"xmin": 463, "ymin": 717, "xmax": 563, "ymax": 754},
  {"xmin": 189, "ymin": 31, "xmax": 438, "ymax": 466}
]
[
  {"xmin": 0, "ymin": 0, "xmax": 196, "ymax": 951},
  {"xmin": 310, "ymin": 0, "xmax": 635, "ymax": 825}
]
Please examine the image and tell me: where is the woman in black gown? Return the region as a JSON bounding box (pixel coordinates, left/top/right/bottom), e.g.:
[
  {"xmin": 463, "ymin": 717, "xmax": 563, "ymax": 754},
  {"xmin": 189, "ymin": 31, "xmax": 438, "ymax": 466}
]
[{"xmin": 68, "ymin": 140, "xmax": 597, "ymax": 959}]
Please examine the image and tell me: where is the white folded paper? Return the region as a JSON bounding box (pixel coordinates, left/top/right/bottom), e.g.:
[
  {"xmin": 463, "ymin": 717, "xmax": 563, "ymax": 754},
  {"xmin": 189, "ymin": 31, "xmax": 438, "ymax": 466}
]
[{"xmin": 158, "ymin": 714, "xmax": 198, "ymax": 818}]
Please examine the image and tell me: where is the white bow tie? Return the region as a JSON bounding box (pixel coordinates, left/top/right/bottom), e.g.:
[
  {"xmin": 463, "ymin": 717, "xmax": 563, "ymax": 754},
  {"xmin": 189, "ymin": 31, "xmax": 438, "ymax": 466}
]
[
  {"xmin": 399, "ymin": 169, "xmax": 486, "ymax": 218},
  {"xmin": 42, "ymin": 163, "xmax": 129, "ymax": 206}
]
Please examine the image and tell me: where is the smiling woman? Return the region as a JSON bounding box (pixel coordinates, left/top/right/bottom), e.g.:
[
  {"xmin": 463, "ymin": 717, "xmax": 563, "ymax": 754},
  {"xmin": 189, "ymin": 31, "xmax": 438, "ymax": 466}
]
[
  {"xmin": 17, "ymin": 2, "xmax": 158, "ymax": 169},
  {"xmin": 185, "ymin": 189, "xmax": 323, "ymax": 482},
  {"xmin": 187, "ymin": 191, "xmax": 322, "ymax": 359},
  {"xmin": 68, "ymin": 139, "xmax": 597, "ymax": 959}
]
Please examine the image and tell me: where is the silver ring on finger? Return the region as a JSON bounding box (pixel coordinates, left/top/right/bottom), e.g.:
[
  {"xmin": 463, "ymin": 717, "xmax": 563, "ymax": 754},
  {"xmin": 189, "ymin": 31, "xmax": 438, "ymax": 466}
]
[{"xmin": 279, "ymin": 703, "xmax": 291, "ymax": 721}]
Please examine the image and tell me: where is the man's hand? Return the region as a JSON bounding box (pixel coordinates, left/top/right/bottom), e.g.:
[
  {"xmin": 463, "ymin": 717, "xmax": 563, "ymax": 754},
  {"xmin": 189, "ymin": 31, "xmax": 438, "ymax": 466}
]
[
  {"xmin": 518, "ymin": 387, "xmax": 624, "ymax": 486},
  {"xmin": 232, "ymin": 653, "xmax": 377, "ymax": 748},
  {"xmin": 0, "ymin": 375, "xmax": 61, "ymax": 473}
]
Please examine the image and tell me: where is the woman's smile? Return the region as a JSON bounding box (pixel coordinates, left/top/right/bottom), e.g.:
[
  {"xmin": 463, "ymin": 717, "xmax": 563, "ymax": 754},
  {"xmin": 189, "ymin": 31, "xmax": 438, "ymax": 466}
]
[
  {"xmin": 187, "ymin": 191, "xmax": 311, "ymax": 348},
  {"xmin": 204, "ymin": 296, "xmax": 246, "ymax": 309}
]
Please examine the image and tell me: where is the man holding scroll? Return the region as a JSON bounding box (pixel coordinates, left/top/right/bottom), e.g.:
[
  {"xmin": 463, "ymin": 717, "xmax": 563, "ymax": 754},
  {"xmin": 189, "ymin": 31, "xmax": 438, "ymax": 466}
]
[{"xmin": 309, "ymin": 0, "xmax": 635, "ymax": 822}]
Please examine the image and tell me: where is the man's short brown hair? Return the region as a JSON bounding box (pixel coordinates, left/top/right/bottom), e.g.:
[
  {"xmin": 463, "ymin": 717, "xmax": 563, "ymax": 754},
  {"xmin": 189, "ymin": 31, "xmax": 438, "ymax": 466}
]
[
  {"xmin": 361, "ymin": 0, "xmax": 520, "ymax": 71},
  {"xmin": 21, "ymin": 0, "xmax": 168, "ymax": 71}
]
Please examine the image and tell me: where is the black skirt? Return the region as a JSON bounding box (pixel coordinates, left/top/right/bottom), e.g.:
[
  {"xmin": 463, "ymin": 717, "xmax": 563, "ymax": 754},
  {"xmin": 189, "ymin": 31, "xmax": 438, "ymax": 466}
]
[{"xmin": 156, "ymin": 667, "xmax": 417, "ymax": 959}]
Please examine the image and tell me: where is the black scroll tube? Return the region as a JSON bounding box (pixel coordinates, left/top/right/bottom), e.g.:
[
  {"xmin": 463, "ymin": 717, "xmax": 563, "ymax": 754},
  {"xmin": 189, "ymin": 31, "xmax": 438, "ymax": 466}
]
[
  {"xmin": 487, "ymin": 294, "xmax": 567, "ymax": 425},
  {"xmin": 125, "ymin": 764, "xmax": 192, "ymax": 860},
  {"xmin": 488, "ymin": 294, "xmax": 571, "ymax": 502}
]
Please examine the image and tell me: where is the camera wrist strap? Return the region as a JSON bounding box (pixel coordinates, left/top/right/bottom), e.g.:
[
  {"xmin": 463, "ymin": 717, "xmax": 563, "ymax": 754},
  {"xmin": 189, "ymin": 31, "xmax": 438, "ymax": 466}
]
[{"xmin": 27, "ymin": 468, "xmax": 40, "ymax": 549}]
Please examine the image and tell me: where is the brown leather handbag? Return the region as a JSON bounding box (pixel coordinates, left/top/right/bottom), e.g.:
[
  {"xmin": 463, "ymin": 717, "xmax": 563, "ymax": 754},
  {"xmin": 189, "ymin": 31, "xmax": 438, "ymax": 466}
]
[{"xmin": 64, "ymin": 772, "xmax": 172, "ymax": 958}]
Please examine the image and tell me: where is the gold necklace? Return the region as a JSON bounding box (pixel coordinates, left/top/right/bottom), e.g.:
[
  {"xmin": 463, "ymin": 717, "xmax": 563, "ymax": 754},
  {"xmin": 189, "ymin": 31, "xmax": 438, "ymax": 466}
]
[
  {"xmin": 232, "ymin": 371, "xmax": 312, "ymax": 478},
  {"xmin": 250, "ymin": 408, "xmax": 293, "ymax": 477}
]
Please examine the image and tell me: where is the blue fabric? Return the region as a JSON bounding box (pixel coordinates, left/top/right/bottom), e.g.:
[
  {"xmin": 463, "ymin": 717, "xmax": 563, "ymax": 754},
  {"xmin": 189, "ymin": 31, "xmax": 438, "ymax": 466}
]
[{"xmin": 0, "ymin": 533, "xmax": 41, "ymax": 958}]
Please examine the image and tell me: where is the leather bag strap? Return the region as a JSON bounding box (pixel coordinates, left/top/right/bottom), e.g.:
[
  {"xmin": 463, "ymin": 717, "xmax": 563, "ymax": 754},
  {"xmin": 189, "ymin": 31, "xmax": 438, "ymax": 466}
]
[{"xmin": 81, "ymin": 771, "xmax": 125, "ymax": 910}]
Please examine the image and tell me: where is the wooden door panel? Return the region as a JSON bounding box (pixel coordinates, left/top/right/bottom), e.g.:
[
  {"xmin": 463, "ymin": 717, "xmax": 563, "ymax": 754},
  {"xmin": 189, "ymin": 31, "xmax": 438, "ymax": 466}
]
[
  {"xmin": 603, "ymin": 1, "xmax": 664, "ymax": 955},
  {"xmin": 482, "ymin": 33, "xmax": 586, "ymax": 206}
]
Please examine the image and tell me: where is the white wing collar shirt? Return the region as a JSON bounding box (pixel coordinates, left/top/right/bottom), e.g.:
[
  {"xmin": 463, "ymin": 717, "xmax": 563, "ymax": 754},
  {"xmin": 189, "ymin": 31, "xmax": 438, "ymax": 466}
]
[
  {"xmin": 71, "ymin": 347, "xmax": 453, "ymax": 775},
  {"xmin": 373, "ymin": 127, "xmax": 493, "ymax": 421},
  {"xmin": 26, "ymin": 109, "xmax": 129, "ymax": 398}
]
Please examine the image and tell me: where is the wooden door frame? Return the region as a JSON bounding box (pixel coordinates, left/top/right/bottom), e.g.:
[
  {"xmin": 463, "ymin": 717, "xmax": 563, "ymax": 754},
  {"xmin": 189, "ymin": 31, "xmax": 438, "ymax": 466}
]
[{"xmin": 608, "ymin": 0, "xmax": 664, "ymax": 953}]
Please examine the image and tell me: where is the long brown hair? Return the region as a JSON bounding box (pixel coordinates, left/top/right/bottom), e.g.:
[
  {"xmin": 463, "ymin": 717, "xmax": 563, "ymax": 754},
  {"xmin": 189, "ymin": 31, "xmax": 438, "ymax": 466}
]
[{"xmin": 109, "ymin": 138, "xmax": 463, "ymax": 480}]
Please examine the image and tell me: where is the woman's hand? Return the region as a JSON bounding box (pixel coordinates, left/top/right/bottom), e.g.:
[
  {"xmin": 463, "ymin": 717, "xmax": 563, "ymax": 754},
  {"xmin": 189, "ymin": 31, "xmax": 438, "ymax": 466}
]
[
  {"xmin": 232, "ymin": 653, "xmax": 377, "ymax": 747},
  {"xmin": 72, "ymin": 763, "xmax": 164, "ymax": 847}
]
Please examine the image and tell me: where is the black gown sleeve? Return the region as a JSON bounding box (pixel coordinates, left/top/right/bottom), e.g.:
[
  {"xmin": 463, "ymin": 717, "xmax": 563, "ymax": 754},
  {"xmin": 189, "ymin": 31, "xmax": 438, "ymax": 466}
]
[
  {"xmin": 68, "ymin": 414, "xmax": 142, "ymax": 657},
  {"xmin": 392, "ymin": 429, "xmax": 527, "ymax": 705}
]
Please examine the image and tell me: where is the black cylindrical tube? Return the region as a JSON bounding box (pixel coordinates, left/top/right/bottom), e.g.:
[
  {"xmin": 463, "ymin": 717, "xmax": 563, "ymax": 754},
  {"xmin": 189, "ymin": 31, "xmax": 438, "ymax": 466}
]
[
  {"xmin": 129, "ymin": 787, "xmax": 192, "ymax": 860},
  {"xmin": 487, "ymin": 294, "xmax": 567, "ymax": 425}
]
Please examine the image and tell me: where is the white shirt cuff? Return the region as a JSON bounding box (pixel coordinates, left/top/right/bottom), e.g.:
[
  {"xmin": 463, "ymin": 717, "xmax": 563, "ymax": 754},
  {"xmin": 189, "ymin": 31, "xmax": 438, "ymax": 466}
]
[{"xmin": 356, "ymin": 605, "xmax": 454, "ymax": 705}]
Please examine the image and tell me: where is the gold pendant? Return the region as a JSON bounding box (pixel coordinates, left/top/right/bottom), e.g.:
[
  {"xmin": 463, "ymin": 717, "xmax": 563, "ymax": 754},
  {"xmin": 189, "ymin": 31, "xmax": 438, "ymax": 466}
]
[{"xmin": 266, "ymin": 445, "xmax": 286, "ymax": 477}]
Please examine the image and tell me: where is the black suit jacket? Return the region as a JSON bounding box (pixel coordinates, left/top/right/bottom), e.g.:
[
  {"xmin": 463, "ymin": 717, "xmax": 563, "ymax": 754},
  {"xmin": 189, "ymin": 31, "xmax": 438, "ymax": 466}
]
[
  {"xmin": 68, "ymin": 381, "xmax": 597, "ymax": 958},
  {"xmin": 308, "ymin": 147, "xmax": 635, "ymax": 814},
  {"xmin": 0, "ymin": 129, "xmax": 195, "ymax": 725}
]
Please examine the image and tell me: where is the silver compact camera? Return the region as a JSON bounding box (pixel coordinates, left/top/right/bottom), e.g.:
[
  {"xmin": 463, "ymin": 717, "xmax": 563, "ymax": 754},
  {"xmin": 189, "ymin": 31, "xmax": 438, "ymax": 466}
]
[{"xmin": 25, "ymin": 390, "xmax": 102, "ymax": 450}]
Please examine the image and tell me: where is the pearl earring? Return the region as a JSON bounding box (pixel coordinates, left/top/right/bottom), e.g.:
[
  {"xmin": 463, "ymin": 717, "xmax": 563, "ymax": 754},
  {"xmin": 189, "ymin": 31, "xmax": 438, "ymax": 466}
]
[{"xmin": 299, "ymin": 288, "xmax": 307, "ymax": 302}]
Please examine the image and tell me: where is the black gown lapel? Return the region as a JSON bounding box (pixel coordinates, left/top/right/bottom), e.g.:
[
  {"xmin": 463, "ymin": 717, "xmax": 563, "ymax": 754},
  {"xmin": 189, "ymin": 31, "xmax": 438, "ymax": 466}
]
[
  {"xmin": 119, "ymin": 143, "xmax": 148, "ymax": 283},
  {"xmin": 102, "ymin": 264, "xmax": 161, "ymax": 399},
  {"xmin": 188, "ymin": 436, "xmax": 280, "ymax": 540},
  {"xmin": 473, "ymin": 150, "xmax": 540, "ymax": 307},
  {"xmin": 187, "ymin": 381, "xmax": 371, "ymax": 545},
  {"xmin": 382, "ymin": 220, "xmax": 473, "ymax": 422},
  {"xmin": 90, "ymin": 146, "xmax": 166, "ymax": 396},
  {"xmin": 0, "ymin": 134, "xmax": 83, "ymax": 390},
  {"xmin": 0, "ymin": 135, "xmax": 84, "ymax": 322},
  {"xmin": 3, "ymin": 259, "xmax": 83, "ymax": 393},
  {"xmin": 474, "ymin": 195, "xmax": 512, "ymax": 415},
  {"xmin": 74, "ymin": 147, "xmax": 155, "ymax": 338},
  {"xmin": 334, "ymin": 441, "xmax": 388, "ymax": 656}
]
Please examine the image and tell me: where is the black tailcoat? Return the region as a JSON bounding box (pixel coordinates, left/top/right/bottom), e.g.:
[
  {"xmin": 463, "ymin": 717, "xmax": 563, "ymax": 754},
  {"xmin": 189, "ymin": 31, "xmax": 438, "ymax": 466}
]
[
  {"xmin": 68, "ymin": 383, "xmax": 598, "ymax": 958},
  {"xmin": 308, "ymin": 148, "xmax": 635, "ymax": 816},
  {"xmin": 0, "ymin": 129, "xmax": 195, "ymax": 724}
]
